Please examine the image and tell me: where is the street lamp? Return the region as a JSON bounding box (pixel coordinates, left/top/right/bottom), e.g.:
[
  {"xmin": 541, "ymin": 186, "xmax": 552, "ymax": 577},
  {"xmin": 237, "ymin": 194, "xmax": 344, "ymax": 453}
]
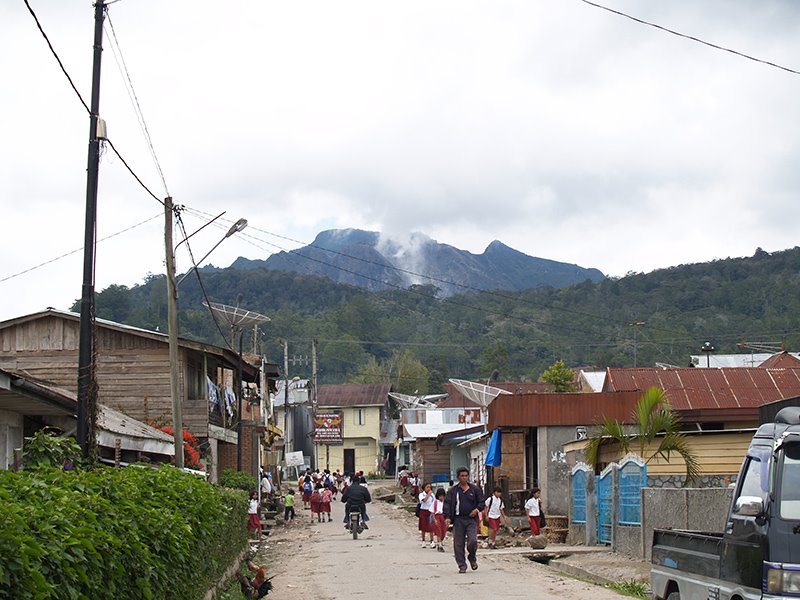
[
  {"xmin": 700, "ymin": 341, "xmax": 715, "ymax": 368},
  {"xmin": 164, "ymin": 199, "xmax": 246, "ymax": 469}
]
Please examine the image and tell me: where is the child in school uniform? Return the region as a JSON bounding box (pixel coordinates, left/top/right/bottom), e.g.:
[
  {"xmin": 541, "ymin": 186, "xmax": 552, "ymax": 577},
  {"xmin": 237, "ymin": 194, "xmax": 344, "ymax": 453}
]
[
  {"xmin": 247, "ymin": 491, "xmax": 261, "ymax": 541},
  {"xmin": 321, "ymin": 485, "xmax": 333, "ymax": 522},
  {"xmin": 431, "ymin": 487, "xmax": 447, "ymax": 552},
  {"xmin": 310, "ymin": 484, "xmax": 323, "ymax": 522},
  {"xmin": 483, "ymin": 486, "xmax": 507, "ymax": 549},
  {"xmin": 524, "ymin": 487, "xmax": 542, "ymax": 535}
]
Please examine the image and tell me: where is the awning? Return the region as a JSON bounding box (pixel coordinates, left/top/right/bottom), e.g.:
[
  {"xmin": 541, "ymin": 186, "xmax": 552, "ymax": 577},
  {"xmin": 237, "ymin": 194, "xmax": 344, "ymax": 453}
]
[{"xmin": 485, "ymin": 428, "xmax": 502, "ymax": 467}]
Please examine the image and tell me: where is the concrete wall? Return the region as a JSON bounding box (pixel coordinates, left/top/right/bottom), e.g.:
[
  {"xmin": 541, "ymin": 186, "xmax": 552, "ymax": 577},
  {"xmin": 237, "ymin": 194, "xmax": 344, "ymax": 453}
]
[
  {"xmin": 539, "ymin": 426, "xmax": 576, "ymax": 516},
  {"xmin": 615, "ymin": 524, "xmax": 641, "ymax": 557},
  {"xmin": 640, "ymin": 487, "xmax": 733, "ymax": 560}
]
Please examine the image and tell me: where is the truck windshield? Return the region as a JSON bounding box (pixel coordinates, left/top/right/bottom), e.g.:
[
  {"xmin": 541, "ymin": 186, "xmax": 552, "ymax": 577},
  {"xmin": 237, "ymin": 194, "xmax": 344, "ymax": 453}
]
[{"xmin": 779, "ymin": 443, "xmax": 800, "ymax": 520}]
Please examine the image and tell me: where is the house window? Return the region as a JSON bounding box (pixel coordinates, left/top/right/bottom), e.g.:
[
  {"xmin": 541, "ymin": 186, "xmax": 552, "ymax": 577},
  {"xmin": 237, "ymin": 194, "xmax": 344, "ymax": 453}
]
[{"xmin": 355, "ymin": 409, "xmax": 366, "ymax": 425}]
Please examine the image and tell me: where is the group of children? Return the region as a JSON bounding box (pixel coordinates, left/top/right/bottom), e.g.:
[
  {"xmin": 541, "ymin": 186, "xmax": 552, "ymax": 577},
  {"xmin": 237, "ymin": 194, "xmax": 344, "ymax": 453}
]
[{"xmin": 413, "ymin": 479, "xmax": 544, "ymax": 551}]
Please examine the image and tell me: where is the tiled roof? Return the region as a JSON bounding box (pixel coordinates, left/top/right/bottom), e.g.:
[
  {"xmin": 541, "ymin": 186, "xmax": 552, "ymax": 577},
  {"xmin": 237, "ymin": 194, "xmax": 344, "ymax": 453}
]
[
  {"xmin": 316, "ymin": 383, "xmax": 391, "ymax": 407},
  {"xmin": 604, "ymin": 367, "xmax": 800, "ymax": 411}
]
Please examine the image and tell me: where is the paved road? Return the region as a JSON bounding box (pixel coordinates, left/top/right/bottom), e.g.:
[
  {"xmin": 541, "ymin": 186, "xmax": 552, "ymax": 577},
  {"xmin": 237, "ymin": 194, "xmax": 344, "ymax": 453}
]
[{"xmin": 262, "ymin": 489, "xmax": 630, "ymax": 600}]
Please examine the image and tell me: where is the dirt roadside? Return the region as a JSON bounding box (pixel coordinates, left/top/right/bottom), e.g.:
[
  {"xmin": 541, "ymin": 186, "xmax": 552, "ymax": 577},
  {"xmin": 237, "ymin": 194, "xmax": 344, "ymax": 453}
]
[{"xmin": 250, "ymin": 486, "xmax": 646, "ymax": 600}]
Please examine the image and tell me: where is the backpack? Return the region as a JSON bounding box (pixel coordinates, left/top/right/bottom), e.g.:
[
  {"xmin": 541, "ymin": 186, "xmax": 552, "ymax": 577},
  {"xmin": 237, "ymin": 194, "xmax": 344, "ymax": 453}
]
[{"xmin": 303, "ymin": 480, "xmax": 312, "ymax": 493}]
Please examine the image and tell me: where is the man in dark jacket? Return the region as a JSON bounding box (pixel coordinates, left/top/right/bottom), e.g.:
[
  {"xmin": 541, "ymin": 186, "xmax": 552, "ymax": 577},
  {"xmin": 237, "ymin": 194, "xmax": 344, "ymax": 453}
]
[
  {"xmin": 443, "ymin": 467, "xmax": 485, "ymax": 573},
  {"xmin": 341, "ymin": 475, "xmax": 371, "ymax": 528}
]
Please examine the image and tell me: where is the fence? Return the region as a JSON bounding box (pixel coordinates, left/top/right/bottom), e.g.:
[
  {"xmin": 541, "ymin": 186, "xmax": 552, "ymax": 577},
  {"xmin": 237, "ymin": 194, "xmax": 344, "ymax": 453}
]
[{"xmin": 568, "ymin": 454, "xmax": 733, "ymax": 558}]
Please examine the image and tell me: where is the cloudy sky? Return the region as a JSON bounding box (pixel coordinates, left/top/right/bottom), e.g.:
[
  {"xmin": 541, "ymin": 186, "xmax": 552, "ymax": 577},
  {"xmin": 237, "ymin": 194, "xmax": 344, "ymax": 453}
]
[{"xmin": 1, "ymin": 0, "xmax": 799, "ymax": 322}]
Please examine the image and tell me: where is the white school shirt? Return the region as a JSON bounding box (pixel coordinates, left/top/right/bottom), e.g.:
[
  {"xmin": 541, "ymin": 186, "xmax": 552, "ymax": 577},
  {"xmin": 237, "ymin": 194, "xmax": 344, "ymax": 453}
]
[
  {"xmin": 485, "ymin": 495, "xmax": 505, "ymax": 519},
  {"xmin": 432, "ymin": 498, "xmax": 444, "ymax": 515},
  {"xmin": 419, "ymin": 491, "xmax": 435, "ymax": 511},
  {"xmin": 248, "ymin": 499, "xmax": 258, "ymax": 514},
  {"xmin": 524, "ymin": 496, "xmax": 540, "ymax": 516}
]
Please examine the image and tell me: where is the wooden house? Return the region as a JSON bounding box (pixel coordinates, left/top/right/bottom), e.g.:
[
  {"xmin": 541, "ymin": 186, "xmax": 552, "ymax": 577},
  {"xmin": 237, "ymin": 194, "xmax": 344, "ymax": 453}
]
[
  {"xmin": 0, "ymin": 309, "xmax": 263, "ymax": 481},
  {"xmin": 1, "ymin": 367, "xmax": 173, "ymax": 469}
]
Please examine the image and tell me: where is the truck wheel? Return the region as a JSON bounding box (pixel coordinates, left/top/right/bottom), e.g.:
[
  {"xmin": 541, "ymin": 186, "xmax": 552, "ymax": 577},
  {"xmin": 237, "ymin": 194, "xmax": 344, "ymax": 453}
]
[{"xmin": 666, "ymin": 591, "xmax": 680, "ymax": 600}]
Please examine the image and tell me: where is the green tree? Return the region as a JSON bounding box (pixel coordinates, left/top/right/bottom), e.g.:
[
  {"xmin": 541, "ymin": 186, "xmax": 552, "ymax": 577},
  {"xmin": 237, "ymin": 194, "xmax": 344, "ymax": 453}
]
[
  {"xmin": 481, "ymin": 341, "xmax": 509, "ymax": 379},
  {"xmin": 540, "ymin": 359, "xmax": 576, "ymax": 392},
  {"xmin": 585, "ymin": 387, "xmax": 699, "ymax": 484},
  {"xmin": 352, "ymin": 349, "xmax": 428, "ymax": 395}
]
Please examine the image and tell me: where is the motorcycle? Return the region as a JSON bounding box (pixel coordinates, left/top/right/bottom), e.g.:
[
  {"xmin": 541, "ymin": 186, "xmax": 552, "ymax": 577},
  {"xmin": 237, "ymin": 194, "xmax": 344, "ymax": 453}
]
[{"xmin": 348, "ymin": 509, "xmax": 365, "ymax": 539}]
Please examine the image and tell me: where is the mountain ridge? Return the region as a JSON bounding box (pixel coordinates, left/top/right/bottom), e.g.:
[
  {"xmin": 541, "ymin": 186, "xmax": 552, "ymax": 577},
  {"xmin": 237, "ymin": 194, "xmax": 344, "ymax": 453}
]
[{"xmin": 230, "ymin": 228, "xmax": 605, "ymax": 295}]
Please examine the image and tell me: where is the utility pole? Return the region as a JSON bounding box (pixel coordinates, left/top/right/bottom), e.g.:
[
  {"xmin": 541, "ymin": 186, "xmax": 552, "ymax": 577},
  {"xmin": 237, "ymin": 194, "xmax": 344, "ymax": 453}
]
[
  {"xmin": 236, "ymin": 328, "xmax": 244, "ymax": 470},
  {"xmin": 164, "ymin": 197, "xmax": 184, "ymax": 469},
  {"xmin": 77, "ymin": 0, "xmax": 107, "ymax": 458},
  {"xmin": 628, "ymin": 321, "xmax": 646, "ymax": 368},
  {"xmin": 311, "ymin": 338, "xmax": 318, "ymax": 469},
  {"xmin": 283, "ymin": 340, "xmax": 290, "ymax": 454},
  {"xmin": 252, "ymin": 324, "xmax": 259, "ymax": 355}
]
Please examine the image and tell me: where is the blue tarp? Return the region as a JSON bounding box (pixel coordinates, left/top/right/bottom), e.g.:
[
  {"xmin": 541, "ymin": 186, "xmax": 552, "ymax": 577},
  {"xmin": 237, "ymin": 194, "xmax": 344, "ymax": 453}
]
[{"xmin": 485, "ymin": 429, "xmax": 502, "ymax": 467}]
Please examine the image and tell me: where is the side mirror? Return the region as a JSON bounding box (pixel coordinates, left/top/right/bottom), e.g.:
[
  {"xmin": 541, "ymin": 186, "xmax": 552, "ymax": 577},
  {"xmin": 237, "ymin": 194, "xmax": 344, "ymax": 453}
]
[{"xmin": 734, "ymin": 495, "xmax": 764, "ymax": 517}]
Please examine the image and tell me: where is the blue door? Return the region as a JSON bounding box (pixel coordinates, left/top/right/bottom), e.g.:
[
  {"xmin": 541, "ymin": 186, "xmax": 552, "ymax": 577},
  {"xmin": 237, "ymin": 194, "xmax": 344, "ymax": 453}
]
[{"xmin": 597, "ymin": 468, "xmax": 612, "ymax": 544}]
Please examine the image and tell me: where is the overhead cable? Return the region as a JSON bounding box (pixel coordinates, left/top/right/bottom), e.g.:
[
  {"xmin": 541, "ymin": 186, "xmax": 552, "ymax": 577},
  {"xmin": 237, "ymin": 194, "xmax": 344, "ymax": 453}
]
[
  {"xmin": 579, "ymin": 0, "xmax": 800, "ymax": 76},
  {"xmin": 22, "ymin": 0, "xmax": 91, "ymax": 113},
  {"xmin": 104, "ymin": 12, "xmax": 171, "ymax": 196},
  {"xmin": 0, "ymin": 213, "xmax": 161, "ymax": 284}
]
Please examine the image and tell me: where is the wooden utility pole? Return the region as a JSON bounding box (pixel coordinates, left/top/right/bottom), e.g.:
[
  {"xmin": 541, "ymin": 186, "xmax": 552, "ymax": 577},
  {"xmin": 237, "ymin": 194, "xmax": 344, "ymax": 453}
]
[
  {"xmin": 311, "ymin": 338, "xmax": 318, "ymax": 469},
  {"xmin": 283, "ymin": 340, "xmax": 290, "ymax": 453},
  {"xmin": 77, "ymin": 0, "xmax": 107, "ymax": 457},
  {"xmin": 165, "ymin": 197, "xmax": 184, "ymax": 469}
]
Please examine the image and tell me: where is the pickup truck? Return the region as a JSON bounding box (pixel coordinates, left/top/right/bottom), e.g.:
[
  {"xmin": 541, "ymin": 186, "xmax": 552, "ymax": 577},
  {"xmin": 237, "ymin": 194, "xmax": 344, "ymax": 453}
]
[{"xmin": 651, "ymin": 406, "xmax": 800, "ymax": 600}]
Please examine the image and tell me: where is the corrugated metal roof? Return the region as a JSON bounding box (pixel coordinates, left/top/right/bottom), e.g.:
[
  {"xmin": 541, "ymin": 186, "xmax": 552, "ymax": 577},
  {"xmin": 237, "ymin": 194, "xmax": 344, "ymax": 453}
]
[
  {"xmin": 604, "ymin": 367, "xmax": 800, "ymax": 411},
  {"xmin": 316, "ymin": 383, "xmax": 391, "ymax": 407},
  {"xmin": 439, "ymin": 381, "xmax": 552, "ymax": 408},
  {"xmin": 488, "ymin": 390, "xmax": 643, "ymax": 429},
  {"xmin": 759, "ymin": 353, "xmax": 800, "ymax": 369}
]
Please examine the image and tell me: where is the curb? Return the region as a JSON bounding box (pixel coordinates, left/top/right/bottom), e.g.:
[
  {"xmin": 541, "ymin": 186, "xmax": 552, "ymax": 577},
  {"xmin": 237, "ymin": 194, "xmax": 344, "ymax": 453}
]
[{"xmin": 548, "ymin": 559, "xmax": 614, "ymax": 586}]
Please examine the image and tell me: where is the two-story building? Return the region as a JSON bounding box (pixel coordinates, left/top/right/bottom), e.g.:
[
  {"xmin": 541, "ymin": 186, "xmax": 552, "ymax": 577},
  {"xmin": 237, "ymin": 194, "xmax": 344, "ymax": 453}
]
[{"xmin": 314, "ymin": 383, "xmax": 391, "ymax": 475}]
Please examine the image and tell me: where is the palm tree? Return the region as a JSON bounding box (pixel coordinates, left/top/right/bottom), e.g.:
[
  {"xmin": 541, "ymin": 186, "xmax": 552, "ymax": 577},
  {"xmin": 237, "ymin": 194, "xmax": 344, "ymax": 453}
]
[{"xmin": 585, "ymin": 387, "xmax": 700, "ymax": 484}]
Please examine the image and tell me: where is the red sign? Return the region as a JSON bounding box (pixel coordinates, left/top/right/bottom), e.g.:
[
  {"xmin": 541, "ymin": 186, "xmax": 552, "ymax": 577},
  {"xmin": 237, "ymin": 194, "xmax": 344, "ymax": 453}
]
[{"xmin": 313, "ymin": 412, "xmax": 343, "ymax": 445}]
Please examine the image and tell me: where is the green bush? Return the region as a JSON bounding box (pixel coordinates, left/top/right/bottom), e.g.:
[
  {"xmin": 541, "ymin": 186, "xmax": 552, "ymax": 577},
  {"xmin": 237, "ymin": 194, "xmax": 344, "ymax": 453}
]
[
  {"xmin": 219, "ymin": 468, "xmax": 257, "ymax": 492},
  {"xmin": 0, "ymin": 466, "xmax": 248, "ymax": 599}
]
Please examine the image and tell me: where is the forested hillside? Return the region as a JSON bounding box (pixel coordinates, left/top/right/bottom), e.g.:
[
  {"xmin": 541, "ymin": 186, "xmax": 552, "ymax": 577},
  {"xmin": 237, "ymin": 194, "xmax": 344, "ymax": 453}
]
[{"xmin": 82, "ymin": 246, "xmax": 800, "ymax": 393}]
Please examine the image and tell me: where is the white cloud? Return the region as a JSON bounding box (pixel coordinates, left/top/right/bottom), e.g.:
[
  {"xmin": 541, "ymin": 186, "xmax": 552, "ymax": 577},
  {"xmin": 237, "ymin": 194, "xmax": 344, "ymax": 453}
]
[{"xmin": 2, "ymin": 0, "xmax": 800, "ymax": 321}]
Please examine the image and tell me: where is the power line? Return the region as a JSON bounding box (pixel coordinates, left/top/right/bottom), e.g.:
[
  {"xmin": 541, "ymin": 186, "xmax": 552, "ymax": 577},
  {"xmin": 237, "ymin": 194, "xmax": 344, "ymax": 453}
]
[
  {"xmin": 104, "ymin": 12, "xmax": 170, "ymax": 196},
  {"xmin": 22, "ymin": 0, "xmax": 91, "ymax": 113},
  {"xmin": 579, "ymin": 0, "xmax": 800, "ymax": 76},
  {"xmin": 104, "ymin": 138, "xmax": 165, "ymax": 206},
  {"xmin": 174, "ymin": 210, "xmax": 234, "ymax": 351},
  {"xmin": 0, "ymin": 213, "xmax": 161, "ymax": 284}
]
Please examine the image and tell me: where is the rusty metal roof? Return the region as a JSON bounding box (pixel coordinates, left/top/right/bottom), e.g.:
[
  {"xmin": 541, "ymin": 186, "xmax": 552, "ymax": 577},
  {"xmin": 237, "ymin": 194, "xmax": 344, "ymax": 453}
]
[
  {"xmin": 439, "ymin": 381, "xmax": 553, "ymax": 408},
  {"xmin": 488, "ymin": 390, "xmax": 643, "ymax": 429},
  {"xmin": 604, "ymin": 367, "xmax": 800, "ymax": 411},
  {"xmin": 759, "ymin": 353, "xmax": 800, "ymax": 369},
  {"xmin": 316, "ymin": 383, "xmax": 391, "ymax": 407}
]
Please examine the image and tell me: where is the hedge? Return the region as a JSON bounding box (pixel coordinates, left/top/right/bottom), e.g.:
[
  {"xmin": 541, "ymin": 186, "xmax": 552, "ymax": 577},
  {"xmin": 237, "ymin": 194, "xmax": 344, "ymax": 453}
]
[
  {"xmin": 0, "ymin": 466, "xmax": 249, "ymax": 600},
  {"xmin": 219, "ymin": 468, "xmax": 258, "ymax": 493}
]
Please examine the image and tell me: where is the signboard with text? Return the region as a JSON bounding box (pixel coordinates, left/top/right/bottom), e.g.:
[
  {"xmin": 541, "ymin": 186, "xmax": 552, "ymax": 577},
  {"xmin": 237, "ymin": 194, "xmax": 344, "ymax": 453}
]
[{"xmin": 313, "ymin": 412, "xmax": 343, "ymax": 445}]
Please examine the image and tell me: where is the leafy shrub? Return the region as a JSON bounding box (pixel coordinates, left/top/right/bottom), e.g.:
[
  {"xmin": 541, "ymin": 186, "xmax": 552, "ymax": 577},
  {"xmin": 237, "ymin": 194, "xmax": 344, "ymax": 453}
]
[
  {"xmin": 0, "ymin": 465, "xmax": 248, "ymax": 599},
  {"xmin": 21, "ymin": 428, "xmax": 82, "ymax": 471},
  {"xmin": 220, "ymin": 468, "xmax": 257, "ymax": 492}
]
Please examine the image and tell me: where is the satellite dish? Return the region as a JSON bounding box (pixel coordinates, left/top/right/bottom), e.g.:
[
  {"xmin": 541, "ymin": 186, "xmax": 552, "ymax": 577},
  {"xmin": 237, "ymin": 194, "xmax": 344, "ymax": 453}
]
[
  {"xmin": 203, "ymin": 302, "xmax": 271, "ymax": 328},
  {"xmin": 389, "ymin": 392, "xmax": 446, "ymax": 409},
  {"xmin": 448, "ymin": 378, "xmax": 511, "ymax": 409}
]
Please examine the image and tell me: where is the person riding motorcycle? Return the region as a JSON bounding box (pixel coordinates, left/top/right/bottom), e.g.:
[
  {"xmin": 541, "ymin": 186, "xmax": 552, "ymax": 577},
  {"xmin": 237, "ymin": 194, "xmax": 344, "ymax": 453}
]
[{"xmin": 341, "ymin": 475, "xmax": 371, "ymax": 529}]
